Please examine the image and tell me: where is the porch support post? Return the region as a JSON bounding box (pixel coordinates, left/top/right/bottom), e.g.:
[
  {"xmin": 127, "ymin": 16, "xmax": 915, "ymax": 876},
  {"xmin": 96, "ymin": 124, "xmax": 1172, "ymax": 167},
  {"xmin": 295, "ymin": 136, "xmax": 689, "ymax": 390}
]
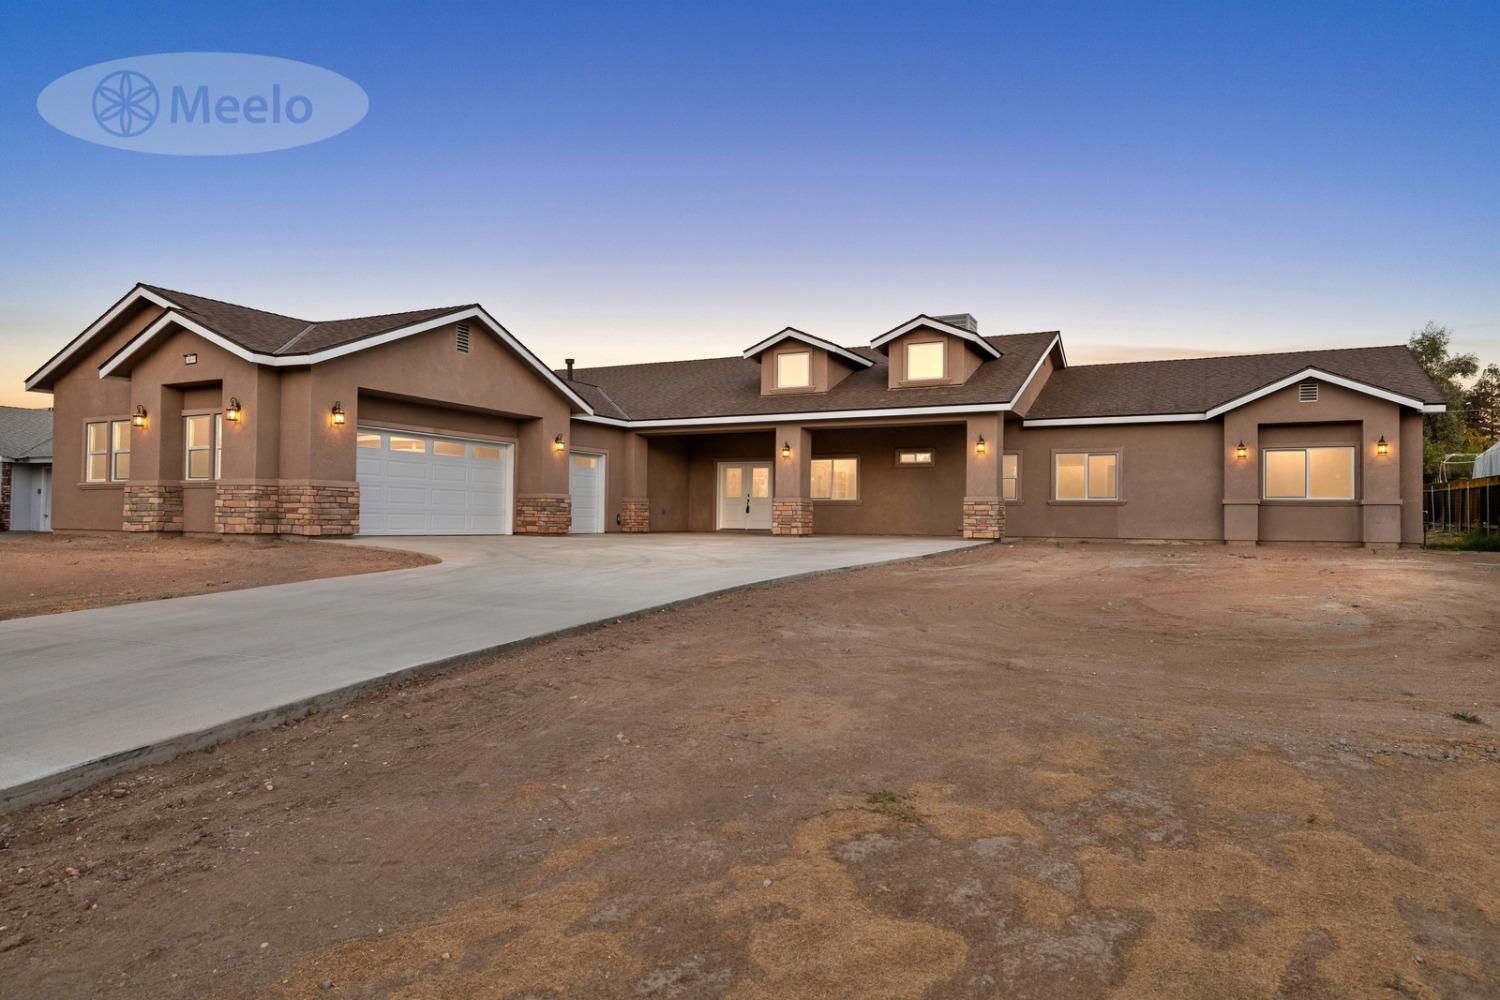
[
  {"xmin": 620, "ymin": 431, "xmax": 650, "ymax": 532},
  {"xmin": 515, "ymin": 412, "xmax": 572, "ymax": 535},
  {"xmin": 772, "ymin": 423, "xmax": 813, "ymax": 536},
  {"xmin": 963, "ymin": 413, "xmax": 1004, "ymax": 540},
  {"xmin": 1361, "ymin": 408, "xmax": 1402, "ymax": 549}
]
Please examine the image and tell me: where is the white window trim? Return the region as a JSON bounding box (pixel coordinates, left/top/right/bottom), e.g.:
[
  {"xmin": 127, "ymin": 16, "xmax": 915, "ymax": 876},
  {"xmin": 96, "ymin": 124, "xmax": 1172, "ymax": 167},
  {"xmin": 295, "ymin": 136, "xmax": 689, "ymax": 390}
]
[
  {"xmin": 1054, "ymin": 451, "xmax": 1120, "ymax": 501},
  {"xmin": 1003, "ymin": 451, "xmax": 1020, "ymax": 501},
  {"xmin": 84, "ymin": 421, "xmax": 109, "ymax": 483},
  {"xmin": 810, "ymin": 456, "xmax": 860, "ymax": 501},
  {"xmin": 184, "ymin": 413, "xmax": 222, "ymax": 482},
  {"xmin": 110, "ymin": 419, "xmax": 131, "ymax": 482},
  {"xmin": 776, "ymin": 350, "xmax": 812, "ymax": 389},
  {"xmin": 904, "ymin": 340, "xmax": 947, "ymax": 382},
  {"xmin": 1262, "ymin": 446, "xmax": 1356, "ymax": 501}
]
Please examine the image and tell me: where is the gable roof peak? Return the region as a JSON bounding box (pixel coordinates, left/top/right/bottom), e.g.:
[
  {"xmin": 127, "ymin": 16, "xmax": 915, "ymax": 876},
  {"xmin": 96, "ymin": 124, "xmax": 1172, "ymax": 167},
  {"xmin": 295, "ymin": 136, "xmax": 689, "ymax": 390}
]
[{"xmin": 740, "ymin": 326, "xmax": 875, "ymax": 369}]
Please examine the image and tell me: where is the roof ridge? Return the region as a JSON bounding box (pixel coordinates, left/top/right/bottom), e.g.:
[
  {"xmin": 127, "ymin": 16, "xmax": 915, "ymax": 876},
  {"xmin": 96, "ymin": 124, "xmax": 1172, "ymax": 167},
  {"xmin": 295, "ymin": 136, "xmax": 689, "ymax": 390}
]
[
  {"xmin": 1064, "ymin": 343, "xmax": 1412, "ymax": 370},
  {"xmin": 309, "ymin": 303, "xmax": 477, "ymax": 325},
  {"xmin": 143, "ymin": 285, "xmax": 310, "ymax": 324},
  {"xmin": 275, "ymin": 322, "xmax": 320, "ymax": 355}
]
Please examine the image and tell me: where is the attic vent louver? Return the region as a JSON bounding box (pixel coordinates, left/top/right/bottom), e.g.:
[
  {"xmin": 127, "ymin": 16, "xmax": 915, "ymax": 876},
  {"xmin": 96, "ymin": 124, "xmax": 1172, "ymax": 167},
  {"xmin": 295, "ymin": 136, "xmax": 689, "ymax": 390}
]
[
  {"xmin": 455, "ymin": 323, "xmax": 471, "ymax": 354},
  {"xmin": 1298, "ymin": 379, "xmax": 1318, "ymax": 403}
]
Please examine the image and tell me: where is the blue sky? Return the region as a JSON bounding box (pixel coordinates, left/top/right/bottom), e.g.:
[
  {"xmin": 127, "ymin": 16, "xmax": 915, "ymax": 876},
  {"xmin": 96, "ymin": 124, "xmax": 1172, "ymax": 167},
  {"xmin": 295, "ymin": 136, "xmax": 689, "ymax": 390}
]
[{"xmin": 2, "ymin": 1, "xmax": 1496, "ymax": 406}]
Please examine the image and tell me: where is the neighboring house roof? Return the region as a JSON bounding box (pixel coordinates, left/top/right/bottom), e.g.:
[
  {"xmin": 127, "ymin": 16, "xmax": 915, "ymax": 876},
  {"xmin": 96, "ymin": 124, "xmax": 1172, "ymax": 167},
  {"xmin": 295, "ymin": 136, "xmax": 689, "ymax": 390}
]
[
  {"xmin": 741, "ymin": 327, "xmax": 875, "ymax": 369},
  {"xmin": 566, "ymin": 331, "xmax": 1060, "ymax": 424},
  {"xmin": 0, "ymin": 405, "xmax": 53, "ymax": 461},
  {"xmin": 1025, "ymin": 345, "xmax": 1447, "ymax": 423}
]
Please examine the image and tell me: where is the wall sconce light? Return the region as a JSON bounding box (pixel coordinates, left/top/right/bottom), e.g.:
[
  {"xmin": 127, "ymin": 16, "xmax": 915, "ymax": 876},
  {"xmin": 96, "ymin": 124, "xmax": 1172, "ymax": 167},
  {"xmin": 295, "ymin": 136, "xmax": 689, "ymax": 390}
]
[
  {"xmin": 131, "ymin": 404, "xmax": 148, "ymax": 428},
  {"xmin": 225, "ymin": 397, "xmax": 243, "ymax": 422},
  {"xmin": 553, "ymin": 434, "xmax": 566, "ymax": 453},
  {"xmin": 1376, "ymin": 435, "xmax": 1388, "ymax": 456},
  {"xmin": 330, "ymin": 401, "xmax": 346, "ymax": 426},
  {"xmin": 975, "ymin": 435, "xmax": 987, "ymax": 456},
  {"xmin": 781, "ymin": 441, "xmax": 792, "ymax": 459},
  {"xmin": 1235, "ymin": 440, "xmax": 1248, "ymax": 460}
]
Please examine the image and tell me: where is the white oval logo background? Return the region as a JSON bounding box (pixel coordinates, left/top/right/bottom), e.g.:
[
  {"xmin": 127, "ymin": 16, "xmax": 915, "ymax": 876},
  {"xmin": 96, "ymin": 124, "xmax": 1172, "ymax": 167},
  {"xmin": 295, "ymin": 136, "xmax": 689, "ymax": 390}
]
[{"xmin": 38, "ymin": 52, "xmax": 368, "ymax": 155}]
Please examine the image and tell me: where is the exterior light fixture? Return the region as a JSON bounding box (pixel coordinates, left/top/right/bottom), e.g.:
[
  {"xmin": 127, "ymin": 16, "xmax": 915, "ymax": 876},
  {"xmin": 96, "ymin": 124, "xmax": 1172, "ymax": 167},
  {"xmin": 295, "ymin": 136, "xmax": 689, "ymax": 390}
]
[
  {"xmin": 1377, "ymin": 435, "xmax": 1388, "ymax": 456},
  {"xmin": 553, "ymin": 434, "xmax": 566, "ymax": 453},
  {"xmin": 975, "ymin": 435, "xmax": 986, "ymax": 456},
  {"xmin": 225, "ymin": 397, "xmax": 242, "ymax": 422},
  {"xmin": 131, "ymin": 404, "xmax": 148, "ymax": 427},
  {"xmin": 781, "ymin": 441, "xmax": 792, "ymax": 459},
  {"xmin": 330, "ymin": 401, "xmax": 346, "ymax": 426},
  {"xmin": 1236, "ymin": 440, "xmax": 1247, "ymax": 460}
]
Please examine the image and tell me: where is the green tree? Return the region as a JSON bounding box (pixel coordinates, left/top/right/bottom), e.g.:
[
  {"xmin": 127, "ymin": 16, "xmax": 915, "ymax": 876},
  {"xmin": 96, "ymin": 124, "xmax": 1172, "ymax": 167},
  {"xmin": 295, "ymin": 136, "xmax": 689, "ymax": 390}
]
[
  {"xmin": 1407, "ymin": 322, "xmax": 1478, "ymax": 479},
  {"xmin": 1465, "ymin": 362, "xmax": 1500, "ymax": 443}
]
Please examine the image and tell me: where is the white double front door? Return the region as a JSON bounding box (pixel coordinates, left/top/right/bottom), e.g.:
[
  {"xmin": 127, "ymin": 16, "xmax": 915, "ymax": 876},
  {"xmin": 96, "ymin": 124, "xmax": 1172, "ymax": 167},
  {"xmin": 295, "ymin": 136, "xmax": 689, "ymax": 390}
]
[{"xmin": 718, "ymin": 461, "xmax": 772, "ymax": 531}]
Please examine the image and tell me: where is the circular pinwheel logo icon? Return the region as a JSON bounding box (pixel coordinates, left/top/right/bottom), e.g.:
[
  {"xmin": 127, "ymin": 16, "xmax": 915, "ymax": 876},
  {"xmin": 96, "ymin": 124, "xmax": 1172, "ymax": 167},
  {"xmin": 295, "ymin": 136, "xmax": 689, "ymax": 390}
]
[{"xmin": 92, "ymin": 70, "xmax": 159, "ymax": 137}]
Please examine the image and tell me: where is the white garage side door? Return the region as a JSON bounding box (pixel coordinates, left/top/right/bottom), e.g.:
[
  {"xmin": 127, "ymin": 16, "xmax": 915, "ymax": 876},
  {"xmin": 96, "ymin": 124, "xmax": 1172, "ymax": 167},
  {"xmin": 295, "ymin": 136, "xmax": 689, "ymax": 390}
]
[
  {"xmin": 356, "ymin": 428, "xmax": 512, "ymax": 535},
  {"xmin": 569, "ymin": 451, "xmax": 605, "ymax": 534}
]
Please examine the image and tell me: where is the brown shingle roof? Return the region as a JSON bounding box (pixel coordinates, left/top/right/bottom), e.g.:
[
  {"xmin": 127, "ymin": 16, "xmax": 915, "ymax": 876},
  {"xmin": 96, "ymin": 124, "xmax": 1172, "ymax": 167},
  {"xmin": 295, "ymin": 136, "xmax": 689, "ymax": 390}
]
[
  {"xmin": 1026, "ymin": 345, "xmax": 1445, "ymax": 420},
  {"xmin": 563, "ymin": 332, "xmax": 1060, "ymax": 421},
  {"xmin": 142, "ymin": 285, "xmax": 471, "ymax": 356}
]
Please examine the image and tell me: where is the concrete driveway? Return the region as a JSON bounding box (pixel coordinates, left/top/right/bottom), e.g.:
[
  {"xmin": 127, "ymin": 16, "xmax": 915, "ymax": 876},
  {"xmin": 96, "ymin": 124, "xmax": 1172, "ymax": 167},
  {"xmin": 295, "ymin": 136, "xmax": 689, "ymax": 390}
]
[{"xmin": 0, "ymin": 534, "xmax": 976, "ymax": 808}]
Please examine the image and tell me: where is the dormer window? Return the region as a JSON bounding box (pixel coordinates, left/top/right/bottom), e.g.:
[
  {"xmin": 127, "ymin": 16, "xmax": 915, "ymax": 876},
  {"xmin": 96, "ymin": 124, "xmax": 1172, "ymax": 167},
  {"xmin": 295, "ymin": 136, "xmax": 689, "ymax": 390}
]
[
  {"xmin": 905, "ymin": 341, "xmax": 945, "ymax": 381},
  {"xmin": 776, "ymin": 351, "xmax": 812, "ymax": 389}
]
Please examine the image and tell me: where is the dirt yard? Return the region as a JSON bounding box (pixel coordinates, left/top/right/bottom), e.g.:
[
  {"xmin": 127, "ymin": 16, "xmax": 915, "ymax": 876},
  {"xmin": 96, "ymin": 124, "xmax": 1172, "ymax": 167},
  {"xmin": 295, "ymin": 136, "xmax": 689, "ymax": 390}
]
[
  {"xmin": 1, "ymin": 542, "xmax": 1497, "ymax": 999},
  {"xmin": 0, "ymin": 533, "xmax": 435, "ymax": 620}
]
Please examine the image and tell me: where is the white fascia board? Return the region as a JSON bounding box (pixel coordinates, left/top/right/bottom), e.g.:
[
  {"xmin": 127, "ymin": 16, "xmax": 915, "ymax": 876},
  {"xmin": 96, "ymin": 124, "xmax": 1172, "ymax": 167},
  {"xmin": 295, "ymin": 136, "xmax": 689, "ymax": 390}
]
[
  {"xmin": 1203, "ymin": 367, "xmax": 1425, "ymax": 417},
  {"xmin": 1023, "ymin": 412, "xmax": 1206, "ymax": 428},
  {"xmin": 98, "ymin": 306, "xmax": 596, "ymax": 415},
  {"xmin": 1422, "ymin": 403, "xmax": 1447, "ymax": 413},
  {"xmin": 869, "ymin": 316, "xmax": 1002, "ymax": 359},
  {"xmin": 574, "ymin": 401, "xmax": 1011, "ymax": 430},
  {"xmin": 741, "ymin": 329, "xmax": 874, "ymax": 369},
  {"xmin": 25, "ymin": 286, "xmax": 177, "ymax": 390},
  {"xmin": 1008, "ymin": 334, "xmax": 1061, "ymax": 410}
]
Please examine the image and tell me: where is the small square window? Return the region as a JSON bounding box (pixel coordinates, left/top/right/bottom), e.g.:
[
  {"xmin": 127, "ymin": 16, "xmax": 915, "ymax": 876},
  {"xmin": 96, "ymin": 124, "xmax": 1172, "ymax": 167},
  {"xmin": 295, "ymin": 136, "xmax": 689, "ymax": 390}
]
[
  {"xmin": 389, "ymin": 435, "xmax": 427, "ymax": 453},
  {"xmin": 357, "ymin": 432, "xmax": 382, "ymax": 449},
  {"xmin": 433, "ymin": 440, "xmax": 466, "ymax": 457},
  {"xmin": 776, "ymin": 351, "xmax": 811, "ymax": 389},
  {"xmin": 905, "ymin": 341, "xmax": 945, "ymax": 381},
  {"xmin": 896, "ymin": 449, "xmax": 934, "ymax": 466}
]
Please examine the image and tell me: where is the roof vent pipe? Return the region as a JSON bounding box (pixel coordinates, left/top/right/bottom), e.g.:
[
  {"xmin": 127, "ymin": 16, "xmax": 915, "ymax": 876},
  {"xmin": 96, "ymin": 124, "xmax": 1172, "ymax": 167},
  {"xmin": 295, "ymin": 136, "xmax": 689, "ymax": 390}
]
[{"xmin": 565, "ymin": 358, "xmax": 575, "ymax": 380}]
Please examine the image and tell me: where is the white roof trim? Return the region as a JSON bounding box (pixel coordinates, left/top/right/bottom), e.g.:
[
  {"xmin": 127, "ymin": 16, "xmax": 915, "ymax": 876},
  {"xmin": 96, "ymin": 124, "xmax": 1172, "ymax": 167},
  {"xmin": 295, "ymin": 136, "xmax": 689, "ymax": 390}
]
[
  {"xmin": 96, "ymin": 305, "xmax": 595, "ymax": 414},
  {"xmin": 869, "ymin": 315, "xmax": 1002, "ymax": 360},
  {"xmin": 741, "ymin": 328, "xmax": 874, "ymax": 369},
  {"xmin": 1007, "ymin": 334, "xmax": 1062, "ymax": 413},
  {"xmin": 1203, "ymin": 367, "xmax": 1426, "ymax": 417},
  {"xmin": 575, "ymin": 401, "xmax": 1010, "ymax": 429},
  {"xmin": 1023, "ymin": 366, "xmax": 1436, "ymax": 427},
  {"xmin": 25, "ymin": 285, "xmax": 177, "ymax": 390}
]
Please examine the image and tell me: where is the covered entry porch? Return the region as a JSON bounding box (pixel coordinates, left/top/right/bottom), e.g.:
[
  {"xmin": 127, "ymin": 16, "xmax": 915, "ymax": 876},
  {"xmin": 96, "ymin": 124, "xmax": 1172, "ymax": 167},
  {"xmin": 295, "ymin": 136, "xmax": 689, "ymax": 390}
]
[{"xmin": 638, "ymin": 414, "xmax": 1007, "ymax": 538}]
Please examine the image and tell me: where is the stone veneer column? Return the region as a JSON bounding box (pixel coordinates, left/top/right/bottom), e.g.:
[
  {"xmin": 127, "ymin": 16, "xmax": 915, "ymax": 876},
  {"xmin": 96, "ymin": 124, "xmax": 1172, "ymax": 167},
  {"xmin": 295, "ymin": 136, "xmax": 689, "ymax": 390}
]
[
  {"xmin": 278, "ymin": 482, "xmax": 359, "ymax": 536},
  {"xmin": 620, "ymin": 431, "xmax": 650, "ymax": 532},
  {"xmin": 772, "ymin": 424, "xmax": 813, "ymax": 536},
  {"xmin": 619, "ymin": 498, "xmax": 650, "ymax": 532},
  {"xmin": 215, "ymin": 483, "xmax": 282, "ymax": 534},
  {"xmin": 123, "ymin": 483, "xmax": 185, "ymax": 532},
  {"xmin": 962, "ymin": 414, "xmax": 1005, "ymax": 540},
  {"xmin": 516, "ymin": 493, "xmax": 571, "ymax": 535}
]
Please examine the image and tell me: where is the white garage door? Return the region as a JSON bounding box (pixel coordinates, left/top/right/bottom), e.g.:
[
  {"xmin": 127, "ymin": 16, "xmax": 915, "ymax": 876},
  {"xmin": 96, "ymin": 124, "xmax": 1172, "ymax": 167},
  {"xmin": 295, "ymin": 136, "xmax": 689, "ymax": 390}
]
[
  {"xmin": 569, "ymin": 451, "xmax": 605, "ymax": 534},
  {"xmin": 357, "ymin": 427, "xmax": 512, "ymax": 535}
]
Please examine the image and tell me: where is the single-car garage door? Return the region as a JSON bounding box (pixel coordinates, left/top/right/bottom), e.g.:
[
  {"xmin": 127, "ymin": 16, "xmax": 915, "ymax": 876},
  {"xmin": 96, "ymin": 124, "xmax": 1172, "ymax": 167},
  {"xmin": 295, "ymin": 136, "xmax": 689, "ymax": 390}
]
[{"xmin": 357, "ymin": 427, "xmax": 512, "ymax": 535}]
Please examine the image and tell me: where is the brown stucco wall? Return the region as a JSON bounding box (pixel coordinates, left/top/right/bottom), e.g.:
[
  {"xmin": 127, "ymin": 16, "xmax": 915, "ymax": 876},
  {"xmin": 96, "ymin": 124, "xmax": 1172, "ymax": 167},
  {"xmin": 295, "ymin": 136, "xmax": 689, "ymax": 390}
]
[
  {"xmin": 48, "ymin": 302, "xmax": 165, "ymax": 531},
  {"xmin": 1223, "ymin": 380, "xmax": 1408, "ymax": 545},
  {"xmin": 1003, "ymin": 421, "xmax": 1226, "ymax": 541},
  {"xmin": 757, "ymin": 344, "xmax": 856, "ymax": 396},
  {"xmin": 884, "ymin": 328, "xmax": 983, "ymax": 388},
  {"xmin": 809, "ymin": 425, "xmax": 966, "ymax": 535}
]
